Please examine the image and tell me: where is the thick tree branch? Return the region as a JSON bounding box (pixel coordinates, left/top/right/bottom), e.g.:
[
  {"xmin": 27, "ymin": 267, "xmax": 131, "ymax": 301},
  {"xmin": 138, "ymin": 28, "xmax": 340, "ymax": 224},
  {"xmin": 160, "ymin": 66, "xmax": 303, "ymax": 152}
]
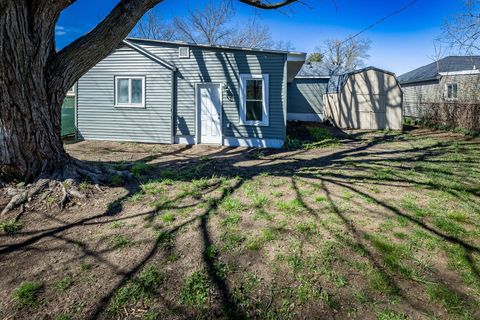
[
  {"xmin": 237, "ymin": 0, "xmax": 298, "ymax": 9},
  {"xmin": 48, "ymin": 0, "xmax": 164, "ymax": 92}
]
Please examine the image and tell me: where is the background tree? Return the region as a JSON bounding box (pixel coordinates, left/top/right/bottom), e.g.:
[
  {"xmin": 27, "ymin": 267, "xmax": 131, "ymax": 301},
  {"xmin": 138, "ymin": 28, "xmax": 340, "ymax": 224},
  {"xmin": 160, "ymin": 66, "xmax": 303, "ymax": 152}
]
[
  {"xmin": 441, "ymin": 0, "xmax": 480, "ymax": 54},
  {"xmin": 131, "ymin": 11, "xmax": 176, "ymax": 40},
  {"xmin": 0, "ymin": 0, "xmax": 297, "ymax": 212},
  {"xmin": 306, "ymin": 52, "xmax": 323, "ymax": 63},
  {"xmin": 131, "ymin": 0, "xmax": 291, "ymax": 49},
  {"xmin": 316, "ymin": 37, "xmax": 371, "ymax": 75}
]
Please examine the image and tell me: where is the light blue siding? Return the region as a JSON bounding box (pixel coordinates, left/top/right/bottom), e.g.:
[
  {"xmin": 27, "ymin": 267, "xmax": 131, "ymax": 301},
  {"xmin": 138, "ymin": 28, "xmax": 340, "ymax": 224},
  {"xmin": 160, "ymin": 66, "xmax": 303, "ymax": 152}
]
[
  {"xmin": 77, "ymin": 47, "xmax": 173, "ymax": 143},
  {"xmin": 287, "ymin": 78, "xmax": 329, "ymax": 116},
  {"xmin": 136, "ymin": 41, "xmax": 287, "ymax": 140},
  {"xmin": 77, "ymin": 41, "xmax": 288, "ymax": 144}
]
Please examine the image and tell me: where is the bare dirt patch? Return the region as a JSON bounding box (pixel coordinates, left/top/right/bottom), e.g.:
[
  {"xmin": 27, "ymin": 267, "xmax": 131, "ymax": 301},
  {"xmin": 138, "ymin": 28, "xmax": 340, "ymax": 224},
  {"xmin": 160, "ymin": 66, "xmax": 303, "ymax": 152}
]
[{"xmin": 1, "ymin": 126, "xmax": 479, "ymax": 319}]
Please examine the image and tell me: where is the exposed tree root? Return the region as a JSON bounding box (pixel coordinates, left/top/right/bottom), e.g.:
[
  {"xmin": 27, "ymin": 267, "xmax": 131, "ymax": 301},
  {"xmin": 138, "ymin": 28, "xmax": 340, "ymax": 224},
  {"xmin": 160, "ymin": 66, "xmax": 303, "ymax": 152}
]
[{"xmin": 1, "ymin": 159, "xmax": 132, "ymax": 216}]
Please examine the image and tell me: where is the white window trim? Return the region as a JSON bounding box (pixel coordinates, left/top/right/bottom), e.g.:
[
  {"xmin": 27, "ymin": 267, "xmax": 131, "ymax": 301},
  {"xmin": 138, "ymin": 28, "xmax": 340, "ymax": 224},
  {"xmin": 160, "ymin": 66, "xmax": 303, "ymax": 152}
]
[
  {"xmin": 445, "ymin": 82, "xmax": 458, "ymax": 101},
  {"xmin": 239, "ymin": 74, "xmax": 269, "ymax": 126},
  {"xmin": 114, "ymin": 76, "xmax": 146, "ymax": 108}
]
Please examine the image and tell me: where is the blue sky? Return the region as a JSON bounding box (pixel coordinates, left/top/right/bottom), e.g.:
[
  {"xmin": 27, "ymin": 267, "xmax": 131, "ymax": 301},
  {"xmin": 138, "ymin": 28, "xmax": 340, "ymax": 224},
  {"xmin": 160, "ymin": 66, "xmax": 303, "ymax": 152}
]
[{"xmin": 56, "ymin": 0, "xmax": 465, "ymax": 75}]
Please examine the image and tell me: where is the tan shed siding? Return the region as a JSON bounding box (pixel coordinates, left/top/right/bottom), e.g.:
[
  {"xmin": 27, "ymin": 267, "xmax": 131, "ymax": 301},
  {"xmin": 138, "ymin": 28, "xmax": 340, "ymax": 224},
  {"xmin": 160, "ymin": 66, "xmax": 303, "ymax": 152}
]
[
  {"xmin": 325, "ymin": 69, "xmax": 403, "ymax": 129},
  {"xmin": 77, "ymin": 46, "xmax": 172, "ymax": 143},
  {"xmin": 140, "ymin": 43, "xmax": 287, "ymax": 140}
]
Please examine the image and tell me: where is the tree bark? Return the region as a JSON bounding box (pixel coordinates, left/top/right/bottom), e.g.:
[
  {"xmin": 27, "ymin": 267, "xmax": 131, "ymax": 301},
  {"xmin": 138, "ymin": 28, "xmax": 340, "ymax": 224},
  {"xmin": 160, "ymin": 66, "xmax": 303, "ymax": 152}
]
[{"xmin": 0, "ymin": 2, "xmax": 67, "ymax": 181}]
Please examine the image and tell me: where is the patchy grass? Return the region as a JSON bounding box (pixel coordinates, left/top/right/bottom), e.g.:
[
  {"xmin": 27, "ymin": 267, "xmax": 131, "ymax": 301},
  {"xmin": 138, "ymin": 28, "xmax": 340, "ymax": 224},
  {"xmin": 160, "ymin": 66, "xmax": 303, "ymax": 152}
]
[
  {"xmin": 180, "ymin": 271, "xmax": 211, "ymax": 309},
  {"xmin": 111, "ymin": 235, "xmax": 131, "ymax": 249},
  {"xmin": 54, "ymin": 276, "xmax": 74, "ymax": 291},
  {"xmin": 13, "ymin": 281, "xmax": 43, "ymax": 307},
  {"xmin": 0, "ymin": 219, "xmax": 22, "ymax": 235},
  {"xmin": 2, "ymin": 127, "xmax": 480, "ymax": 319},
  {"xmin": 107, "ymin": 266, "xmax": 165, "ymax": 315}
]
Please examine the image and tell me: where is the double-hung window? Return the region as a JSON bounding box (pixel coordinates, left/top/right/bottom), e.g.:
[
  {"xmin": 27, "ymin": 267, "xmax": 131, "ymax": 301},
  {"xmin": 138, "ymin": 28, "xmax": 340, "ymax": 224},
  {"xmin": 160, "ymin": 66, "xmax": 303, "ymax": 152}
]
[
  {"xmin": 115, "ymin": 76, "xmax": 145, "ymax": 107},
  {"xmin": 445, "ymin": 83, "xmax": 458, "ymax": 100},
  {"xmin": 240, "ymin": 74, "xmax": 269, "ymax": 126}
]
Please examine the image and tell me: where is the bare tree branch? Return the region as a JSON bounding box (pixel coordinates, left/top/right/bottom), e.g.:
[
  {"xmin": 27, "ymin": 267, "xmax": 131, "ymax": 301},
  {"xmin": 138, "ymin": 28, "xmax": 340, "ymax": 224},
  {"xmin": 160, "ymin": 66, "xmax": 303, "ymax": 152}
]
[
  {"xmin": 441, "ymin": 0, "xmax": 480, "ymax": 54},
  {"xmin": 316, "ymin": 37, "xmax": 371, "ymax": 75},
  {"xmin": 237, "ymin": 0, "xmax": 298, "ymax": 9},
  {"xmin": 131, "ymin": 11, "xmax": 176, "ymax": 40}
]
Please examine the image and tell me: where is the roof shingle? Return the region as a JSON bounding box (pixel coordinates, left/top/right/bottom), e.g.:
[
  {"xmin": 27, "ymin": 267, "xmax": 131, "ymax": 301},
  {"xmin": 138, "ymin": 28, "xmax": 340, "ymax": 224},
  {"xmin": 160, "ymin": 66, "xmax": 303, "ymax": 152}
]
[{"xmin": 398, "ymin": 56, "xmax": 480, "ymax": 84}]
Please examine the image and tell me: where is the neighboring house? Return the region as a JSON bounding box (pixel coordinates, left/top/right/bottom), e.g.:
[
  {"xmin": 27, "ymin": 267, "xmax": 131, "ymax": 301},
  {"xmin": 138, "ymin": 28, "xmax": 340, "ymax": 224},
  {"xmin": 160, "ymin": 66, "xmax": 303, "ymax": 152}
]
[
  {"xmin": 398, "ymin": 56, "xmax": 480, "ymax": 119},
  {"xmin": 75, "ymin": 38, "xmax": 305, "ymax": 148},
  {"xmin": 286, "ymin": 62, "xmax": 330, "ymax": 122},
  {"xmin": 324, "ymin": 67, "xmax": 403, "ymax": 130}
]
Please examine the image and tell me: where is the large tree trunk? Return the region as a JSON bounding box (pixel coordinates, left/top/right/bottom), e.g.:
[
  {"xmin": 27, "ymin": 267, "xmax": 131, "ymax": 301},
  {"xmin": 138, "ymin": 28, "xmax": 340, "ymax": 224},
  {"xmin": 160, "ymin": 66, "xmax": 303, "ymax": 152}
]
[
  {"xmin": 0, "ymin": 80, "xmax": 67, "ymax": 181},
  {"xmin": 0, "ymin": 2, "xmax": 68, "ymax": 181}
]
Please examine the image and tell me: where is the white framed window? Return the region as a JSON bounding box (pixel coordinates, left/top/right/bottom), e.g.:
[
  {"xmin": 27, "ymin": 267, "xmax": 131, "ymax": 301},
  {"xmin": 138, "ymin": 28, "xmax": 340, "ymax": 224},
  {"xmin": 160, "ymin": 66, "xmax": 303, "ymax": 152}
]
[
  {"xmin": 239, "ymin": 74, "xmax": 269, "ymax": 126},
  {"xmin": 115, "ymin": 76, "xmax": 145, "ymax": 108},
  {"xmin": 179, "ymin": 47, "xmax": 190, "ymax": 58},
  {"xmin": 445, "ymin": 83, "xmax": 458, "ymax": 100}
]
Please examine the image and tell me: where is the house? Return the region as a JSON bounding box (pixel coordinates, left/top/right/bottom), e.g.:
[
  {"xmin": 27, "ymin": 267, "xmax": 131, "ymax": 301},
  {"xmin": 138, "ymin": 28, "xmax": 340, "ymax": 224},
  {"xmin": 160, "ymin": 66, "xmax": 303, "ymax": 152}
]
[
  {"xmin": 75, "ymin": 38, "xmax": 306, "ymax": 148},
  {"xmin": 323, "ymin": 67, "xmax": 403, "ymax": 130},
  {"xmin": 398, "ymin": 56, "xmax": 480, "ymax": 119},
  {"xmin": 286, "ymin": 62, "xmax": 330, "ymax": 122}
]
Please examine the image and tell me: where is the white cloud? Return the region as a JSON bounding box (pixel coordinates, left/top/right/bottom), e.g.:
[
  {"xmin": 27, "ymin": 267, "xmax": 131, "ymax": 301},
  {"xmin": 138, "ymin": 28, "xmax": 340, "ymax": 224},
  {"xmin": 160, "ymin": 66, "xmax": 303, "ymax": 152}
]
[{"xmin": 55, "ymin": 25, "xmax": 67, "ymax": 36}]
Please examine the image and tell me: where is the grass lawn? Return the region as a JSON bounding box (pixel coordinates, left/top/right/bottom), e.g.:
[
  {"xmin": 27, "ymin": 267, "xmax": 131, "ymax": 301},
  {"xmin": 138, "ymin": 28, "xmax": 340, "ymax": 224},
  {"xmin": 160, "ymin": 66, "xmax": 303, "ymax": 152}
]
[{"xmin": 0, "ymin": 125, "xmax": 479, "ymax": 319}]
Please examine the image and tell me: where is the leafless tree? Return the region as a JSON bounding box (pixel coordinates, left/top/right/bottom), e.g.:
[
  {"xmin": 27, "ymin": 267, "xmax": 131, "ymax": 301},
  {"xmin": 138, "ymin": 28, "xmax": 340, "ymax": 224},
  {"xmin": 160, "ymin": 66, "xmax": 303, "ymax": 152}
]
[
  {"xmin": 134, "ymin": 0, "xmax": 278, "ymax": 49},
  {"xmin": 131, "ymin": 11, "xmax": 176, "ymax": 40},
  {"xmin": 227, "ymin": 14, "xmax": 274, "ymax": 48},
  {"xmin": 441, "ymin": 0, "xmax": 480, "ymax": 54},
  {"xmin": 173, "ymin": 0, "xmax": 236, "ymax": 44},
  {"xmin": 428, "ymin": 41, "xmax": 448, "ymax": 72},
  {"xmin": 0, "ymin": 0, "xmax": 297, "ymax": 199},
  {"xmin": 317, "ymin": 37, "xmax": 371, "ymax": 75},
  {"xmin": 274, "ymin": 40, "xmax": 296, "ymax": 51}
]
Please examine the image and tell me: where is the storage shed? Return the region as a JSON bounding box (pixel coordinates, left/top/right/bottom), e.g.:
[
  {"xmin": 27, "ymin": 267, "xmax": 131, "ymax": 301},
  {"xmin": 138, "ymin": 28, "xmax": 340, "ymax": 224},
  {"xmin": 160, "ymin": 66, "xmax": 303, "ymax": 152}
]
[{"xmin": 324, "ymin": 67, "xmax": 403, "ymax": 130}]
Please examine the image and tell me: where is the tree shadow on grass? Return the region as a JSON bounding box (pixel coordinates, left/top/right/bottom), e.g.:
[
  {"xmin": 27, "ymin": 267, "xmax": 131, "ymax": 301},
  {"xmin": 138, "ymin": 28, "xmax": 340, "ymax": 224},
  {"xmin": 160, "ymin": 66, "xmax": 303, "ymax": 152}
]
[{"xmin": 1, "ymin": 128, "xmax": 480, "ymax": 318}]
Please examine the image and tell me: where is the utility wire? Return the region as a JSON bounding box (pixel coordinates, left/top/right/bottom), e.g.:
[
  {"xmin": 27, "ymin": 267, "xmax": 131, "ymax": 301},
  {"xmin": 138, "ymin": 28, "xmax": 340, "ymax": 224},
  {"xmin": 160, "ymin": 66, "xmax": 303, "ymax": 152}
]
[{"xmin": 340, "ymin": 0, "xmax": 419, "ymax": 44}]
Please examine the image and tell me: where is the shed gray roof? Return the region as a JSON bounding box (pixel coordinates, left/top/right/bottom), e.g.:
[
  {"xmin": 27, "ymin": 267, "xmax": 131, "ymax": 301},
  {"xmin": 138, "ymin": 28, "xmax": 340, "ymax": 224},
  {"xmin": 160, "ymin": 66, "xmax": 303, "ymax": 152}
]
[
  {"xmin": 398, "ymin": 56, "xmax": 480, "ymax": 84},
  {"xmin": 326, "ymin": 66, "xmax": 397, "ymax": 93}
]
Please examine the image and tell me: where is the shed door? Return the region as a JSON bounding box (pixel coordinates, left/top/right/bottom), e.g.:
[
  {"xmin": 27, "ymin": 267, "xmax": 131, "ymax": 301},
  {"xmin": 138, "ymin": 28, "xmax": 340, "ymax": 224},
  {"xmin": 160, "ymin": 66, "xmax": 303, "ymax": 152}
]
[
  {"xmin": 198, "ymin": 83, "xmax": 222, "ymax": 144},
  {"xmin": 357, "ymin": 94, "xmax": 386, "ymax": 129}
]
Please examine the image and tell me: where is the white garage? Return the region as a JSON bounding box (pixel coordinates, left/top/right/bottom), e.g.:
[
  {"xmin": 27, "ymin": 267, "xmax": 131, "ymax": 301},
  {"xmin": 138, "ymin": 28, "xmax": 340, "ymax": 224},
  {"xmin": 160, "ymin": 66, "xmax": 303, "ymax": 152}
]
[{"xmin": 324, "ymin": 67, "xmax": 403, "ymax": 130}]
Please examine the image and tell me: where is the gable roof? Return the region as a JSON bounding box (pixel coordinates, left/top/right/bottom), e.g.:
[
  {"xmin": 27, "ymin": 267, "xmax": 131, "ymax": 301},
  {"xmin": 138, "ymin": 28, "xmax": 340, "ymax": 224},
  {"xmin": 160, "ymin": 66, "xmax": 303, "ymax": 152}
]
[{"xmin": 398, "ymin": 56, "xmax": 480, "ymax": 84}]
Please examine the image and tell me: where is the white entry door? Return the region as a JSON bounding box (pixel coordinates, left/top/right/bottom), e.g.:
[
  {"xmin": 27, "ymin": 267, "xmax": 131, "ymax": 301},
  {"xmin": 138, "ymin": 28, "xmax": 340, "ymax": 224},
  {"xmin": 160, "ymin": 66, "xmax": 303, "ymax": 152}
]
[{"xmin": 197, "ymin": 84, "xmax": 222, "ymax": 144}]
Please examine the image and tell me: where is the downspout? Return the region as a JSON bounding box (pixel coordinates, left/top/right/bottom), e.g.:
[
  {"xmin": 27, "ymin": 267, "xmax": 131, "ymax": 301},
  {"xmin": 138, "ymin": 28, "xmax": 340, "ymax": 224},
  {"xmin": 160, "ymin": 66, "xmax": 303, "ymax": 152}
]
[
  {"xmin": 170, "ymin": 69, "xmax": 176, "ymax": 144},
  {"xmin": 74, "ymin": 82, "xmax": 78, "ymax": 141}
]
